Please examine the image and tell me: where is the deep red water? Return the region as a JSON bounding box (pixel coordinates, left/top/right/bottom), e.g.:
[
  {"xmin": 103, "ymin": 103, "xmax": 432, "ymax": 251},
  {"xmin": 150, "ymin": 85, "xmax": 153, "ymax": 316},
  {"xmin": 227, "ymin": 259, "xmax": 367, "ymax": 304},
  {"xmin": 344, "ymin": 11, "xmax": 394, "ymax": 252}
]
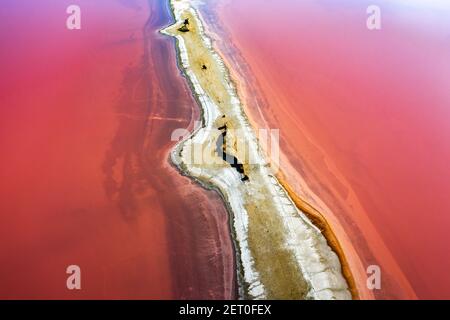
[
  {"xmin": 204, "ymin": 0, "xmax": 450, "ymax": 299},
  {"xmin": 0, "ymin": 0, "xmax": 235, "ymax": 299}
]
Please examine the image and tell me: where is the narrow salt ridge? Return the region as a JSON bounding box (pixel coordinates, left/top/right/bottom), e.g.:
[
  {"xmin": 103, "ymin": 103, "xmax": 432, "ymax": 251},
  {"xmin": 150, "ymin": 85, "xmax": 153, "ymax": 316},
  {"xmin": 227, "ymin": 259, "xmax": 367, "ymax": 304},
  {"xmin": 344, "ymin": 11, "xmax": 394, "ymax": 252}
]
[
  {"xmin": 162, "ymin": 2, "xmax": 265, "ymax": 299},
  {"xmin": 163, "ymin": 0, "xmax": 351, "ymax": 300}
]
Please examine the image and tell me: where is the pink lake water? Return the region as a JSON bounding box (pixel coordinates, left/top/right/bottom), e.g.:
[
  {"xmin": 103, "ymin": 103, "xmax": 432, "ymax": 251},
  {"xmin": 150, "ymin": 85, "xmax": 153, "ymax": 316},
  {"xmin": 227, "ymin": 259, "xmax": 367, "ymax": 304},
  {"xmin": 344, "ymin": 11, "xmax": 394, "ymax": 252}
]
[
  {"xmin": 0, "ymin": 0, "xmax": 235, "ymax": 299},
  {"xmin": 201, "ymin": 0, "xmax": 450, "ymax": 299}
]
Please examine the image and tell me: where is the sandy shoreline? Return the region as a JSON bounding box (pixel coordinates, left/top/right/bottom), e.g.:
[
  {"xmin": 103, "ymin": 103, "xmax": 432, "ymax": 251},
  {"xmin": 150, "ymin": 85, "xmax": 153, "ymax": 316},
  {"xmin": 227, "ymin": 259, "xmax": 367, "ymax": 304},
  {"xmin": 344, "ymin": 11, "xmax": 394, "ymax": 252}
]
[{"xmin": 161, "ymin": 0, "xmax": 353, "ymax": 299}]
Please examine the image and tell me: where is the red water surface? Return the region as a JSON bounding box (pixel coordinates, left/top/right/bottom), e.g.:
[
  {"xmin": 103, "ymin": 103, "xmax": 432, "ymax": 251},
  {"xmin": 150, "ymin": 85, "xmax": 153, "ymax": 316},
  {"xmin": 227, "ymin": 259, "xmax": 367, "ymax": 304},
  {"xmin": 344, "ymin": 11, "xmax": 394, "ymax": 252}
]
[
  {"xmin": 0, "ymin": 0, "xmax": 235, "ymax": 299},
  {"xmin": 203, "ymin": 0, "xmax": 450, "ymax": 299}
]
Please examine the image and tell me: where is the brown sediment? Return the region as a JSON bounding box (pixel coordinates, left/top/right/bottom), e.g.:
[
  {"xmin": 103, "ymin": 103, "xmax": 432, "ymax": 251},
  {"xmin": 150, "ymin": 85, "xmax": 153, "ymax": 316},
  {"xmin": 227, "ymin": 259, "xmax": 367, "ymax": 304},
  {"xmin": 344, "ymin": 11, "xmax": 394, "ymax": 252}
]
[{"xmin": 277, "ymin": 172, "xmax": 359, "ymax": 300}]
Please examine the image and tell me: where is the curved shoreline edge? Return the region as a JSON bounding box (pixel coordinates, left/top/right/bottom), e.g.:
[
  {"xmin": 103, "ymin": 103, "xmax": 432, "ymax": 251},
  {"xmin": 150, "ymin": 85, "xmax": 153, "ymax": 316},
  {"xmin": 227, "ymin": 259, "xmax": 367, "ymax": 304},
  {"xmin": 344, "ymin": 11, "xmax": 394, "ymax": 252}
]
[
  {"xmin": 277, "ymin": 174, "xmax": 359, "ymax": 299},
  {"xmin": 161, "ymin": 0, "xmax": 356, "ymax": 300}
]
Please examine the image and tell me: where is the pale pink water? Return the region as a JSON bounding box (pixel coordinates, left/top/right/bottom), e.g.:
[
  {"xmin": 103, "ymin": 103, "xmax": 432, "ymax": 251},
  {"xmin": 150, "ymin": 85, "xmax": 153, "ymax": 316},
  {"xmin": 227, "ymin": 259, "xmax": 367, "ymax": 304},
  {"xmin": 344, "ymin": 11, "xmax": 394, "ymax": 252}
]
[{"xmin": 204, "ymin": 0, "xmax": 450, "ymax": 299}]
